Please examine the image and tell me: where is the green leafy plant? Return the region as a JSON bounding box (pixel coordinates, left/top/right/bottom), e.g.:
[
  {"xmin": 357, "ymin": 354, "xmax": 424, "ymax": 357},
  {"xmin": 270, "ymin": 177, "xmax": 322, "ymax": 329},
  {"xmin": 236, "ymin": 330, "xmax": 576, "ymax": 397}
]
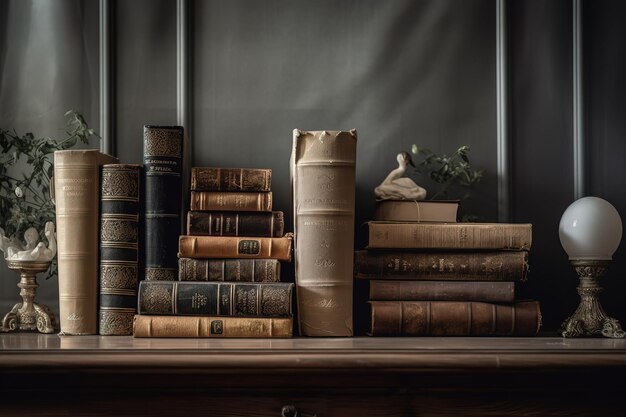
[
  {"xmin": 411, "ymin": 144, "xmax": 483, "ymax": 201},
  {"xmin": 0, "ymin": 110, "xmax": 99, "ymax": 278}
]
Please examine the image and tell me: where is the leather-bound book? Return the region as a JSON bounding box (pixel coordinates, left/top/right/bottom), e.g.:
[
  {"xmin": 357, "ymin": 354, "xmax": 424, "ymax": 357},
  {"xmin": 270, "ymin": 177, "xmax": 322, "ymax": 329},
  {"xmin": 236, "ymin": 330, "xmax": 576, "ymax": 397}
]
[
  {"xmin": 179, "ymin": 258, "xmax": 280, "ymax": 282},
  {"xmin": 191, "ymin": 167, "xmax": 271, "ymax": 192},
  {"xmin": 144, "ymin": 125, "xmax": 183, "ymax": 281},
  {"xmin": 54, "ymin": 149, "xmax": 118, "ymax": 335},
  {"xmin": 369, "ymin": 300, "xmax": 541, "ymax": 336},
  {"xmin": 369, "ymin": 281, "xmax": 515, "ymax": 303},
  {"xmin": 190, "ymin": 191, "xmax": 272, "ymax": 212},
  {"xmin": 291, "ymin": 129, "xmax": 357, "ymax": 336},
  {"xmin": 187, "ymin": 211, "xmax": 284, "ymax": 237},
  {"xmin": 133, "ymin": 315, "xmax": 292, "ymax": 338},
  {"xmin": 367, "ymin": 222, "xmax": 532, "ymax": 250},
  {"xmin": 354, "ymin": 251, "xmax": 528, "ymax": 281},
  {"xmin": 98, "ymin": 164, "xmax": 141, "ymax": 335},
  {"xmin": 138, "ymin": 281, "xmax": 294, "ymax": 317},
  {"xmin": 178, "ymin": 235, "xmax": 293, "ymax": 261}
]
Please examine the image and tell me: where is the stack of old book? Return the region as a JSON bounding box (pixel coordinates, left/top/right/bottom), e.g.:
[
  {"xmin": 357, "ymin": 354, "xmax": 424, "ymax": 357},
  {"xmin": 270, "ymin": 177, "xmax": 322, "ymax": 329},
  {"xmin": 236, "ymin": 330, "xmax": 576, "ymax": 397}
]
[
  {"xmin": 133, "ymin": 167, "xmax": 295, "ymax": 338},
  {"xmin": 357, "ymin": 199, "xmax": 541, "ymax": 336}
]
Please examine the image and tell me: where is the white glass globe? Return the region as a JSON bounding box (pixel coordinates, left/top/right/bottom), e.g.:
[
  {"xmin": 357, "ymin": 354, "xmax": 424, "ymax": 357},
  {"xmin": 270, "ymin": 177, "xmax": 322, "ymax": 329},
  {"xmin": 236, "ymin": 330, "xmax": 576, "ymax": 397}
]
[{"xmin": 559, "ymin": 197, "xmax": 622, "ymax": 260}]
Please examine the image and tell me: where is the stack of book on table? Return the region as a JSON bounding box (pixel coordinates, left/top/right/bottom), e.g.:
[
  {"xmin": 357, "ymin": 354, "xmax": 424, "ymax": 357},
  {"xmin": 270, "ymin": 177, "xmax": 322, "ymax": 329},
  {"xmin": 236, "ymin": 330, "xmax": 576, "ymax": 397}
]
[
  {"xmin": 133, "ymin": 167, "xmax": 295, "ymax": 338},
  {"xmin": 356, "ymin": 199, "xmax": 541, "ymax": 336}
]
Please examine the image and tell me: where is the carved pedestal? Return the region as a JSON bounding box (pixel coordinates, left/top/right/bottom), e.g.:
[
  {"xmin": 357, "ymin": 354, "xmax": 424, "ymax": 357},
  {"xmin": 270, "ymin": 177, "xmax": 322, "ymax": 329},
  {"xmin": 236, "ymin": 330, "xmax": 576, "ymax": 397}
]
[
  {"xmin": 1, "ymin": 260, "xmax": 56, "ymax": 334},
  {"xmin": 559, "ymin": 260, "xmax": 625, "ymax": 338}
]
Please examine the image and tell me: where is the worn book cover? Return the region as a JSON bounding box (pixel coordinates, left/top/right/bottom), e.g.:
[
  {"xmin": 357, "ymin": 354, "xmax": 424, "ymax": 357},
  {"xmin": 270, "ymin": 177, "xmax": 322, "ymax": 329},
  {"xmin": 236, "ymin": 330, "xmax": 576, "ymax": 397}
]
[
  {"xmin": 374, "ymin": 200, "xmax": 459, "ymax": 222},
  {"xmin": 369, "ymin": 280, "xmax": 515, "ymax": 303},
  {"xmin": 190, "ymin": 191, "xmax": 272, "ymax": 212},
  {"xmin": 187, "ymin": 211, "xmax": 284, "ymax": 237},
  {"xmin": 178, "ymin": 258, "xmax": 281, "ymax": 282},
  {"xmin": 178, "ymin": 235, "xmax": 293, "ymax": 261},
  {"xmin": 191, "ymin": 167, "xmax": 271, "ymax": 192},
  {"xmin": 291, "ymin": 129, "xmax": 357, "ymax": 336},
  {"xmin": 133, "ymin": 315, "xmax": 293, "ymax": 337}
]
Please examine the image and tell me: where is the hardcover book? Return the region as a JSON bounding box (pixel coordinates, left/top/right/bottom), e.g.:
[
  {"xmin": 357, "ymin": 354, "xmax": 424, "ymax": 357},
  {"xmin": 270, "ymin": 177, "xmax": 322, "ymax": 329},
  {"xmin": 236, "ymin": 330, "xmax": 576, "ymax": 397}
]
[
  {"xmin": 367, "ymin": 222, "xmax": 532, "ymax": 250},
  {"xmin": 369, "ymin": 300, "xmax": 541, "ymax": 336},
  {"xmin": 374, "ymin": 200, "xmax": 459, "ymax": 222},
  {"xmin": 291, "ymin": 129, "xmax": 357, "ymax": 336},
  {"xmin": 187, "ymin": 211, "xmax": 284, "ymax": 237},
  {"xmin": 144, "ymin": 125, "xmax": 184, "ymax": 281},
  {"xmin": 178, "ymin": 235, "xmax": 293, "ymax": 261},
  {"xmin": 369, "ymin": 280, "xmax": 515, "ymax": 303},
  {"xmin": 54, "ymin": 149, "xmax": 118, "ymax": 335},
  {"xmin": 179, "ymin": 258, "xmax": 280, "ymax": 282},
  {"xmin": 138, "ymin": 281, "xmax": 294, "ymax": 317},
  {"xmin": 191, "ymin": 167, "xmax": 272, "ymax": 192},
  {"xmin": 190, "ymin": 191, "xmax": 272, "ymax": 212},
  {"xmin": 133, "ymin": 315, "xmax": 293, "ymax": 338},
  {"xmin": 354, "ymin": 250, "xmax": 528, "ymax": 281},
  {"xmin": 99, "ymin": 164, "xmax": 141, "ymax": 335}
]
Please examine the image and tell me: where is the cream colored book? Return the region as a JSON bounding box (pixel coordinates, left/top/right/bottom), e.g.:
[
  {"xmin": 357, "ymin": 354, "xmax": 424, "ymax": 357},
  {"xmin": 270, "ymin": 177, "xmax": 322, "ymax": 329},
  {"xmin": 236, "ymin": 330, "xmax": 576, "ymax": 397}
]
[
  {"xmin": 291, "ymin": 129, "xmax": 357, "ymax": 336},
  {"xmin": 54, "ymin": 149, "xmax": 118, "ymax": 335}
]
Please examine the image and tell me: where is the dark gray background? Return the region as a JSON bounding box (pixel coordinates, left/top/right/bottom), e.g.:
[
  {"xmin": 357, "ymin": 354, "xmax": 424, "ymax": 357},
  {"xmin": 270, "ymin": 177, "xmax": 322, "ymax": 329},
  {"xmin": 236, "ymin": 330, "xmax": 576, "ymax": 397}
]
[{"xmin": 1, "ymin": 0, "xmax": 624, "ymax": 333}]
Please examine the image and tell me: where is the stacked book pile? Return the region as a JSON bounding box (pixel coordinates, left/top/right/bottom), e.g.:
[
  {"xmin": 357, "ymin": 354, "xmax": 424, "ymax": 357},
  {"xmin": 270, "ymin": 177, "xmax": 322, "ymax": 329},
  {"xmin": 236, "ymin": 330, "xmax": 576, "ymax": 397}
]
[
  {"xmin": 356, "ymin": 200, "xmax": 542, "ymax": 336},
  {"xmin": 133, "ymin": 167, "xmax": 294, "ymax": 338}
]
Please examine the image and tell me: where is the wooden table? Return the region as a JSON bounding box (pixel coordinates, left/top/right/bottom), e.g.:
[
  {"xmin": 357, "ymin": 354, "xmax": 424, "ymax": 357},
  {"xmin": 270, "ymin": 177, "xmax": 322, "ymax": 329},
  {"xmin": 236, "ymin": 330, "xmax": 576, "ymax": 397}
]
[{"xmin": 1, "ymin": 334, "xmax": 626, "ymax": 416}]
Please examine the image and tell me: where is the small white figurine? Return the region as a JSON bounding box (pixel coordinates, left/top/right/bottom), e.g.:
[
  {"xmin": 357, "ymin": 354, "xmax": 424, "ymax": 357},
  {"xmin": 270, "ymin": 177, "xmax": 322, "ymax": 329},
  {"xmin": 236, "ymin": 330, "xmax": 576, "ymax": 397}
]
[
  {"xmin": 1, "ymin": 222, "xmax": 57, "ymax": 262},
  {"xmin": 374, "ymin": 152, "xmax": 427, "ymax": 201}
]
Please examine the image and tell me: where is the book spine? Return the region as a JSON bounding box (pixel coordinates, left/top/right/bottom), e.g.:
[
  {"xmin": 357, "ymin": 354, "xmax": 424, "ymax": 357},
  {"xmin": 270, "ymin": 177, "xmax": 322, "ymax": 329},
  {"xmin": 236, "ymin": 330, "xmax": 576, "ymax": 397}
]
[
  {"xmin": 138, "ymin": 281, "xmax": 294, "ymax": 317},
  {"xmin": 187, "ymin": 211, "xmax": 284, "ymax": 237},
  {"xmin": 369, "ymin": 281, "xmax": 515, "ymax": 303},
  {"xmin": 190, "ymin": 191, "xmax": 272, "ymax": 212},
  {"xmin": 292, "ymin": 129, "xmax": 357, "ymax": 336},
  {"xmin": 178, "ymin": 236, "xmax": 293, "ymax": 261},
  {"xmin": 191, "ymin": 167, "xmax": 272, "ymax": 192},
  {"xmin": 144, "ymin": 126, "xmax": 184, "ymax": 281},
  {"xmin": 354, "ymin": 251, "xmax": 528, "ymax": 281},
  {"xmin": 99, "ymin": 164, "xmax": 141, "ymax": 335},
  {"xmin": 367, "ymin": 222, "xmax": 532, "ymax": 250},
  {"xmin": 133, "ymin": 315, "xmax": 293, "ymax": 337},
  {"xmin": 54, "ymin": 150, "xmax": 118, "ymax": 335},
  {"xmin": 178, "ymin": 258, "xmax": 281, "ymax": 282},
  {"xmin": 370, "ymin": 300, "xmax": 541, "ymax": 336}
]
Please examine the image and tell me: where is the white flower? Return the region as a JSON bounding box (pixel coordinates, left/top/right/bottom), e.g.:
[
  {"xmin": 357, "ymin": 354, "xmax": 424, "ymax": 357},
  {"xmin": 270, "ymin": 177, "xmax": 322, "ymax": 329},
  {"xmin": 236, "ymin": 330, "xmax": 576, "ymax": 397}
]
[{"xmin": 14, "ymin": 186, "xmax": 23, "ymax": 198}]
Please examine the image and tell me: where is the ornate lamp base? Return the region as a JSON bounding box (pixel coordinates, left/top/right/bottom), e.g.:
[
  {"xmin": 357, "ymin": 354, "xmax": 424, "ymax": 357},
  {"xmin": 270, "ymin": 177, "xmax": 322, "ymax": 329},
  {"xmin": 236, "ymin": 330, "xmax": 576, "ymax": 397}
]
[
  {"xmin": 559, "ymin": 260, "xmax": 625, "ymax": 338},
  {"xmin": 1, "ymin": 260, "xmax": 56, "ymax": 334}
]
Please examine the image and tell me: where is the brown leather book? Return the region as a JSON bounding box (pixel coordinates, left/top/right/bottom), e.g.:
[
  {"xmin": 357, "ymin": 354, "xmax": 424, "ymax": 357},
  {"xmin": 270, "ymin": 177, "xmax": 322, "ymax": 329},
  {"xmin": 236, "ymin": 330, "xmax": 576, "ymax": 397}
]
[
  {"xmin": 179, "ymin": 258, "xmax": 280, "ymax": 282},
  {"xmin": 369, "ymin": 300, "xmax": 541, "ymax": 336},
  {"xmin": 133, "ymin": 315, "xmax": 293, "ymax": 337},
  {"xmin": 191, "ymin": 167, "xmax": 271, "ymax": 192},
  {"xmin": 354, "ymin": 250, "xmax": 528, "ymax": 281},
  {"xmin": 369, "ymin": 281, "xmax": 515, "ymax": 303},
  {"xmin": 374, "ymin": 200, "xmax": 459, "ymax": 222},
  {"xmin": 367, "ymin": 222, "xmax": 532, "ymax": 250},
  {"xmin": 190, "ymin": 191, "xmax": 272, "ymax": 211},
  {"xmin": 187, "ymin": 211, "xmax": 284, "ymax": 237},
  {"xmin": 138, "ymin": 281, "xmax": 293, "ymax": 317},
  {"xmin": 178, "ymin": 235, "xmax": 293, "ymax": 261},
  {"xmin": 291, "ymin": 129, "xmax": 357, "ymax": 336},
  {"xmin": 54, "ymin": 149, "xmax": 118, "ymax": 335}
]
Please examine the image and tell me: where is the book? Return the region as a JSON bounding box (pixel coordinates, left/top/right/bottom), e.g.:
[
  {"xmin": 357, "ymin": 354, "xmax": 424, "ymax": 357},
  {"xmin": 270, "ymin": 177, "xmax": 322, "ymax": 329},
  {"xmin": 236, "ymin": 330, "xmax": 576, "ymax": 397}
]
[
  {"xmin": 354, "ymin": 251, "xmax": 528, "ymax": 281},
  {"xmin": 367, "ymin": 222, "xmax": 532, "ymax": 250},
  {"xmin": 374, "ymin": 200, "xmax": 459, "ymax": 222},
  {"xmin": 291, "ymin": 129, "xmax": 357, "ymax": 336},
  {"xmin": 138, "ymin": 281, "xmax": 294, "ymax": 317},
  {"xmin": 133, "ymin": 315, "xmax": 292, "ymax": 338},
  {"xmin": 54, "ymin": 149, "xmax": 118, "ymax": 335},
  {"xmin": 187, "ymin": 211, "xmax": 284, "ymax": 237},
  {"xmin": 99, "ymin": 164, "xmax": 141, "ymax": 335},
  {"xmin": 178, "ymin": 235, "xmax": 293, "ymax": 261},
  {"xmin": 144, "ymin": 125, "xmax": 184, "ymax": 281},
  {"xmin": 369, "ymin": 280, "xmax": 515, "ymax": 303},
  {"xmin": 179, "ymin": 258, "xmax": 280, "ymax": 282},
  {"xmin": 191, "ymin": 167, "xmax": 271, "ymax": 192},
  {"xmin": 369, "ymin": 300, "xmax": 541, "ymax": 336},
  {"xmin": 190, "ymin": 191, "xmax": 272, "ymax": 212}
]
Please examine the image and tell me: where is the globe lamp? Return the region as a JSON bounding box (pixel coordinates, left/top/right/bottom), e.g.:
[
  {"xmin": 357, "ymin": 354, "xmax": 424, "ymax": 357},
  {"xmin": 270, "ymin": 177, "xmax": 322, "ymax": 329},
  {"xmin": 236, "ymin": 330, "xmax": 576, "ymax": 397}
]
[{"xmin": 558, "ymin": 196, "xmax": 625, "ymax": 338}]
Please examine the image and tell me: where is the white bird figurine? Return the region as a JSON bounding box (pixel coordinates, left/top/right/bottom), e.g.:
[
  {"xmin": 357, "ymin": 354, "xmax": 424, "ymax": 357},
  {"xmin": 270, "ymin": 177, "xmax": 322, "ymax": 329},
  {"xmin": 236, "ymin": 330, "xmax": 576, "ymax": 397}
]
[{"xmin": 374, "ymin": 152, "xmax": 427, "ymax": 201}]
